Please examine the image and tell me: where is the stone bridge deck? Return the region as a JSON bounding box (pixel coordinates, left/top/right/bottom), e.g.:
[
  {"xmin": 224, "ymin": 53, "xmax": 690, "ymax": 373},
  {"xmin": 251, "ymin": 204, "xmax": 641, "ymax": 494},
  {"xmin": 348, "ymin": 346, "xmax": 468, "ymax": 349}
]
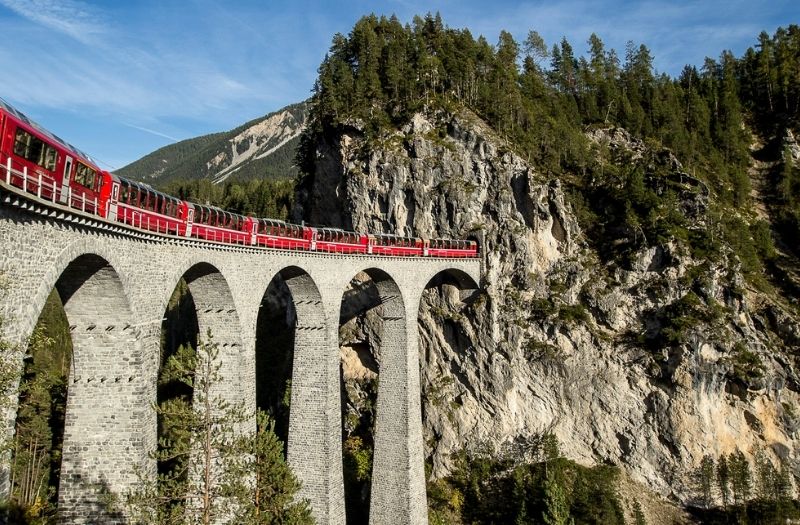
[{"xmin": 0, "ymin": 185, "xmax": 481, "ymax": 524}]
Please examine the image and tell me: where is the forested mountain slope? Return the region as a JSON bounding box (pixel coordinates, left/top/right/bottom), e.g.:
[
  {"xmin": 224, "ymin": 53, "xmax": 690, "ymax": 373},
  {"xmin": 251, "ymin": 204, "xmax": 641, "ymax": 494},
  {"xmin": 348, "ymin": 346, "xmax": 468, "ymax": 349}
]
[
  {"xmin": 117, "ymin": 102, "xmax": 307, "ymax": 184},
  {"xmin": 294, "ymin": 14, "xmax": 800, "ymax": 524}
]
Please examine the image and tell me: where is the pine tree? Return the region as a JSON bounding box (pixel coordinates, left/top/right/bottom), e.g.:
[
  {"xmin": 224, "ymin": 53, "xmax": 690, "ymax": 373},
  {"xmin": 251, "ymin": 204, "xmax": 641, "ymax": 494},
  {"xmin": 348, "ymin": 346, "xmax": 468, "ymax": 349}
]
[
  {"xmin": 728, "ymin": 449, "xmax": 752, "ymax": 506},
  {"xmin": 716, "ymin": 455, "xmax": 731, "ymax": 508},
  {"xmin": 232, "ymin": 411, "xmax": 313, "ymax": 524},
  {"xmin": 128, "ymin": 333, "xmax": 311, "ymax": 524},
  {"xmin": 542, "ymin": 470, "xmax": 569, "ymax": 525},
  {"xmin": 697, "ymin": 455, "xmax": 716, "ymax": 508}
]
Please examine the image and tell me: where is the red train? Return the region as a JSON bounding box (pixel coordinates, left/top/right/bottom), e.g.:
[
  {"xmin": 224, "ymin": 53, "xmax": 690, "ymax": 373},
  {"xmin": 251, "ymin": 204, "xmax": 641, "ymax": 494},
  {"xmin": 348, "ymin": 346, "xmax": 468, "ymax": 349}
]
[{"xmin": 0, "ymin": 98, "xmax": 477, "ymax": 258}]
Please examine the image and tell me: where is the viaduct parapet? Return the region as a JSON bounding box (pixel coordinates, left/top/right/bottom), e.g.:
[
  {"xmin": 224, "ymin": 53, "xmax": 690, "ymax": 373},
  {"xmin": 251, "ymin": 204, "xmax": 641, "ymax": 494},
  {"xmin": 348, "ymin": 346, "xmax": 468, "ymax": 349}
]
[{"xmin": 0, "ymin": 189, "xmax": 480, "ymax": 524}]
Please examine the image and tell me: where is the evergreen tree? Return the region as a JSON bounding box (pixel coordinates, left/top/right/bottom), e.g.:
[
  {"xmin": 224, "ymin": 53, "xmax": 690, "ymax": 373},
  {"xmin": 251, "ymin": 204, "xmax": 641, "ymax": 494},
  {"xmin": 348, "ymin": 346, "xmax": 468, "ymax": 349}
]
[
  {"xmin": 127, "ymin": 334, "xmax": 311, "ymax": 524},
  {"xmin": 231, "ymin": 412, "xmax": 313, "ymax": 524},
  {"xmin": 697, "ymin": 455, "xmax": 716, "ymax": 508},
  {"xmin": 728, "ymin": 449, "xmax": 752, "ymax": 506},
  {"xmin": 541, "ymin": 470, "xmax": 569, "ymax": 525},
  {"xmin": 716, "ymin": 455, "xmax": 731, "ymax": 508}
]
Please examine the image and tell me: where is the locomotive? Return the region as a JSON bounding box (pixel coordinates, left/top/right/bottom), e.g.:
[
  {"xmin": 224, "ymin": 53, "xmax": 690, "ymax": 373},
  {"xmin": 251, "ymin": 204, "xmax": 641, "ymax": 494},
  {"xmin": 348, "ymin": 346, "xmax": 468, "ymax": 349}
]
[{"xmin": 0, "ymin": 98, "xmax": 477, "ymax": 258}]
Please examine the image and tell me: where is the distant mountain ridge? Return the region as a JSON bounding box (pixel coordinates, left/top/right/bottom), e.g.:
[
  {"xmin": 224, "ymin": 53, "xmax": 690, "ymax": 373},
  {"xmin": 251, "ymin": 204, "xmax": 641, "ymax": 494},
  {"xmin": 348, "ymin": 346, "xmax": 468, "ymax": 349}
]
[{"xmin": 117, "ymin": 102, "xmax": 307, "ymax": 184}]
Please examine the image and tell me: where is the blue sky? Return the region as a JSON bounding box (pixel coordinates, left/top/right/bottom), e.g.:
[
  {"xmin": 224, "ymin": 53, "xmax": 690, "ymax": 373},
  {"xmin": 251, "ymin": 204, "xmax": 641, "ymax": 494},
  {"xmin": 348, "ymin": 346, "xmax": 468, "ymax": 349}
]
[{"xmin": 0, "ymin": 0, "xmax": 795, "ymax": 170}]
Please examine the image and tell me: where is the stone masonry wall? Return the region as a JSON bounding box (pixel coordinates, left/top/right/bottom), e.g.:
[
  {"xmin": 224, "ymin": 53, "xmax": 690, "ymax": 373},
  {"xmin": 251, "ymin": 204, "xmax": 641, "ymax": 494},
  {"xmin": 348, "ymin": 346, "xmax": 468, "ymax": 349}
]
[{"xmin": 0, "ymin": 192, "xmax": 479, "ymax": 524}]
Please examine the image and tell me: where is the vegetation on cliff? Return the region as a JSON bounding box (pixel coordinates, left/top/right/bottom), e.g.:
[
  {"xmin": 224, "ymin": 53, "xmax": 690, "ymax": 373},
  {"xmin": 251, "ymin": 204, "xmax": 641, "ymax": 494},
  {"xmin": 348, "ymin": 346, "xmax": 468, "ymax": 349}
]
[
  {"xmin": 300, "ymin": 14, "xmax": 799, "ymax": 281},
  {"xmin": 127, "ymin": 334, "xmax": 313, "ymax": 525},
  {"xmin": 296, "ymin": 12, "xmax": 800, "ymax": 524}
]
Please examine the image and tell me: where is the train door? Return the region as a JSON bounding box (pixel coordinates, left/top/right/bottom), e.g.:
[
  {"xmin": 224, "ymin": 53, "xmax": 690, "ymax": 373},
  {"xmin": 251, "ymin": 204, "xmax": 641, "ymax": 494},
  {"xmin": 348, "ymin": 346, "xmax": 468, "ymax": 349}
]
[
  {"xmin": 250, "ymin": 219, "xmax": 257, "ymax": 245},
  {"xmin": 60, "ymin": 156, "xmax": 73, "ymax": 204},
  {"xmin": 107, "ymin": 181, "xmax": 120, "ymax": 221},
  {"xmin": 186, "ymin": 206, "xmax": 194, "ymax": 237}
]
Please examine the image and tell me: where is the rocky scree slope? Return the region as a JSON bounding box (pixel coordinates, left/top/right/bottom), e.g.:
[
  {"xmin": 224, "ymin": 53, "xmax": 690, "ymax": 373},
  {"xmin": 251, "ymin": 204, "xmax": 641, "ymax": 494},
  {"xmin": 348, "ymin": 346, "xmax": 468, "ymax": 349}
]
[
  {"xmin": 294, "ymin": 109, "xmax": 800, "ymax": 506},
  {"xmin": 117, "ymin": 102, "xmax": 307, "ymax": 184}
]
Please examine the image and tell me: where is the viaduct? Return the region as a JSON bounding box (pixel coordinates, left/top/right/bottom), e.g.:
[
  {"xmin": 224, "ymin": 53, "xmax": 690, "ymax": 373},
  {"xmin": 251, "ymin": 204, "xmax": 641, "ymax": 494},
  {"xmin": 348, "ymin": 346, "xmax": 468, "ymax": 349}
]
[{"xmin": 0, "ymin": 184, "xmax": 480, "ymax": 524}]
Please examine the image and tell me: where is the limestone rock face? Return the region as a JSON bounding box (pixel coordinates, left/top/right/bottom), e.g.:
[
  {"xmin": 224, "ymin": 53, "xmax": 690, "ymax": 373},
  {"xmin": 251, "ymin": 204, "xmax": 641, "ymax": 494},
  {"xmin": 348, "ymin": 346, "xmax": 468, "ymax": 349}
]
[{"xmin": 295, "ymin": 110, "xmax": 800, "ymax": 504}]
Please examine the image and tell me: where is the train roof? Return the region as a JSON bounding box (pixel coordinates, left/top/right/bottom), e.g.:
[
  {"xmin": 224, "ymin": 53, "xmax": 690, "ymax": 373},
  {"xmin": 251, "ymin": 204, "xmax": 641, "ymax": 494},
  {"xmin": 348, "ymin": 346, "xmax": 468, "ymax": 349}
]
[{"xmin": 0, "ymin": 97, "xmax": 97, "ymax": 166}]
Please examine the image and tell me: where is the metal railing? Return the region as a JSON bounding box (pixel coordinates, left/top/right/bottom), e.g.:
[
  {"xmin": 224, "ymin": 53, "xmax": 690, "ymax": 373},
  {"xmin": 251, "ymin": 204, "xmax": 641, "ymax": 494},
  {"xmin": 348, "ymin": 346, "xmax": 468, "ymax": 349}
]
[
  {"xmin": 2, "ymin": 158, "xmax": 479, "ymax": 258},
  {"xmin": 2, "ymin": 157, "xmax": 99, "ymax": 214}
]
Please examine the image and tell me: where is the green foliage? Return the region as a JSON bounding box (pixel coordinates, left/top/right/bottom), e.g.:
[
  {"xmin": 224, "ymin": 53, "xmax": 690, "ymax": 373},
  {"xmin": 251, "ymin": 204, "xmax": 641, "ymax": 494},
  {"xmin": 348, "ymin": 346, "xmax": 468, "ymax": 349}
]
[
  {"xmin": 233, "ymin": 412, "xmax": 314, "ymax": 524},
  {"xmin": 301, "ymin": 16, "xmax": 799, "ymax": 290},
  {"xmin": 6, "ymin": 289, "xmax": 72, "ymax": 523},
  {"xmin": 541, "ymin": 470, "xmax": 569, "ymax": 525},
  {"xmin": 692, "ymin": 448, "xmax": 799, "ymax": 524},
  {"xmin": 648, "ymin": 291, "xmax": 721, "ymax": 348},
  {"xmin": 557, "ymin": 303, "xmax": 589, "ymax": 325},
  {"xmin": 343, "ymin": 436, "xmax": 372, "ymax": 484},
  {"xmin": 127, "ymin": 333, "xmax": 312, "ymax": 524},
  {"xmin": 729, "ymin": 342, "xmax": 765, "ymax": 384},
  {"xmin": 428, "ymin": 434, "xmax": 626, "ymax": 525},
  {"xmin": 729, "ymin": 449, "xmax": 753, "ymax": 506},
  {"xmin": 117, "ymin": 103, "xmax": 307, "ymax": 184},
  {"xmin": 159, "ymin": 177, "xmax": 296, "ymax": 221},
  {"xmin": 697, "ymin": 455, "xmax": 716, "ymax": 509},
  {"xmin": 717, "ymin": 455, "xmax": 731, "ymax": 508},
  {"xmin": 341, "ymin": 374, "xmax": 377, "ymax": 525}
]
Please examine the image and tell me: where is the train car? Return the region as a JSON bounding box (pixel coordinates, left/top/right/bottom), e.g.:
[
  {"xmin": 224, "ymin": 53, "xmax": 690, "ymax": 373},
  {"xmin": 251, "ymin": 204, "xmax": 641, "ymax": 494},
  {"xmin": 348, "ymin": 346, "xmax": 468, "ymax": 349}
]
[
  {"xmin": 312, "ymin": 227, "xmax": 368, "ymax": 254},
  {"xmin": 189, "ymin": 203, "xmax": 251, "ymax": 245},
  {"xmin": 113, "ymin": 177, "xmax": 189, "ymax": 236},
  {"xmin": 369, "ymin": 234, "xmax": 424, "ymax": 256},
  {"xmin": 425, "ymin": 238, "xmax": 478, "ymax": 258},
  {"xmin": 253, "ymin": 218, "xmax": 311, "ymax": 250},
  {"xmin": 0, "ymin": 98, "xmax": 480, "ymax": 259},
  {"xmin": 0, "ymin": 97, "xmax": 110, "ymax": 216}
]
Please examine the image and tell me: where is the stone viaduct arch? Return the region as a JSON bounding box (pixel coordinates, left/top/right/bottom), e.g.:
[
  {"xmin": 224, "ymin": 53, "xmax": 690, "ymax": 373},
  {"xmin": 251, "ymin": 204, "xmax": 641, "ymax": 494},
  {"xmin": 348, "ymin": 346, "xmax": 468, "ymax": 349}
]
[{"xmin": 0, "ymin": 199, "xmax": 480, "ymax": 525}]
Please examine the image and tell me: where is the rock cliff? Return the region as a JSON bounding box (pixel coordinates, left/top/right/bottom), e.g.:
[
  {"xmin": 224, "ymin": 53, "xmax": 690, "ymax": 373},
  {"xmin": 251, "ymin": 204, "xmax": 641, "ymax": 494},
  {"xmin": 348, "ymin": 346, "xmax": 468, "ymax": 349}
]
[{"xmin": 295, "ymin": 109, "xmax": 800, "ymax": 507}]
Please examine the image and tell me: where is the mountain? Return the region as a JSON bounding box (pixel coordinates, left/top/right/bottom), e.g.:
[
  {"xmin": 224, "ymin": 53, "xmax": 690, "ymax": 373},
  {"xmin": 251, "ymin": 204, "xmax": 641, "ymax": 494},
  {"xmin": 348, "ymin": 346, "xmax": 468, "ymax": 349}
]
[
  {"xmin": 293, "ymin": 15, "xmax": 800, "ymax": 524},
  {"xmin": 116, "ymin": 102, "xmax": 307, "ymax": 184}
]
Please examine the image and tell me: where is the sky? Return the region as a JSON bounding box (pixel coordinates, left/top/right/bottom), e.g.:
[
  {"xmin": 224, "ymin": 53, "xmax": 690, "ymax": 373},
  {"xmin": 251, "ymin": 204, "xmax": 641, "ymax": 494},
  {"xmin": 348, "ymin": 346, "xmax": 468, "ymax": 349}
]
[{"xmin": 0, "ymin": 0, "xmax": 795, "ymax": 170}]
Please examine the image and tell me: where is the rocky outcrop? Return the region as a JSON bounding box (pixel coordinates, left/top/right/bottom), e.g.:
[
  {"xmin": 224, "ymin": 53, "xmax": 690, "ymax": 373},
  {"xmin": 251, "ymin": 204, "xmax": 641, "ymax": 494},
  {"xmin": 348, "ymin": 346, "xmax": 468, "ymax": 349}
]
[
  {"xmin": 785, "ymin": 129, "xmax": 800, "ymax": 164},
  {"xmin": 296, "ymin": 109, "xmax": 800, "ymax": 508}
]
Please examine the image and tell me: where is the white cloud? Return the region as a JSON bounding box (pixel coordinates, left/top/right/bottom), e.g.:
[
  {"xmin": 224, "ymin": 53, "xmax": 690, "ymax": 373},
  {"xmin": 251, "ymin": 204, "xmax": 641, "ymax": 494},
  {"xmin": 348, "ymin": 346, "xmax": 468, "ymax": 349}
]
[
  {"xmin": 121, "ymin": 123, "xmax": 179, "ymax": 142},
  {"xmin": 0, "ymin": 0, "xmax": 107, "ymax": 44}
]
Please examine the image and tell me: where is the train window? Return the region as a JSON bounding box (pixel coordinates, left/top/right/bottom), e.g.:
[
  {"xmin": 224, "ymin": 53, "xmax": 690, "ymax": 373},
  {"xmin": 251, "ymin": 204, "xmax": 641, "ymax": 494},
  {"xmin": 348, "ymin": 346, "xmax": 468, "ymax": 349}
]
[
  {"xmin": 42, "ymin": 146, "xmax": 57, "ymax": 171},
  {"xmin": 13, "ymin": 129, "xmax": 57, "ymax": 171},
  {"xmin": 74, "ymin": 162, "xmax": 97, "ymax": 190}
]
